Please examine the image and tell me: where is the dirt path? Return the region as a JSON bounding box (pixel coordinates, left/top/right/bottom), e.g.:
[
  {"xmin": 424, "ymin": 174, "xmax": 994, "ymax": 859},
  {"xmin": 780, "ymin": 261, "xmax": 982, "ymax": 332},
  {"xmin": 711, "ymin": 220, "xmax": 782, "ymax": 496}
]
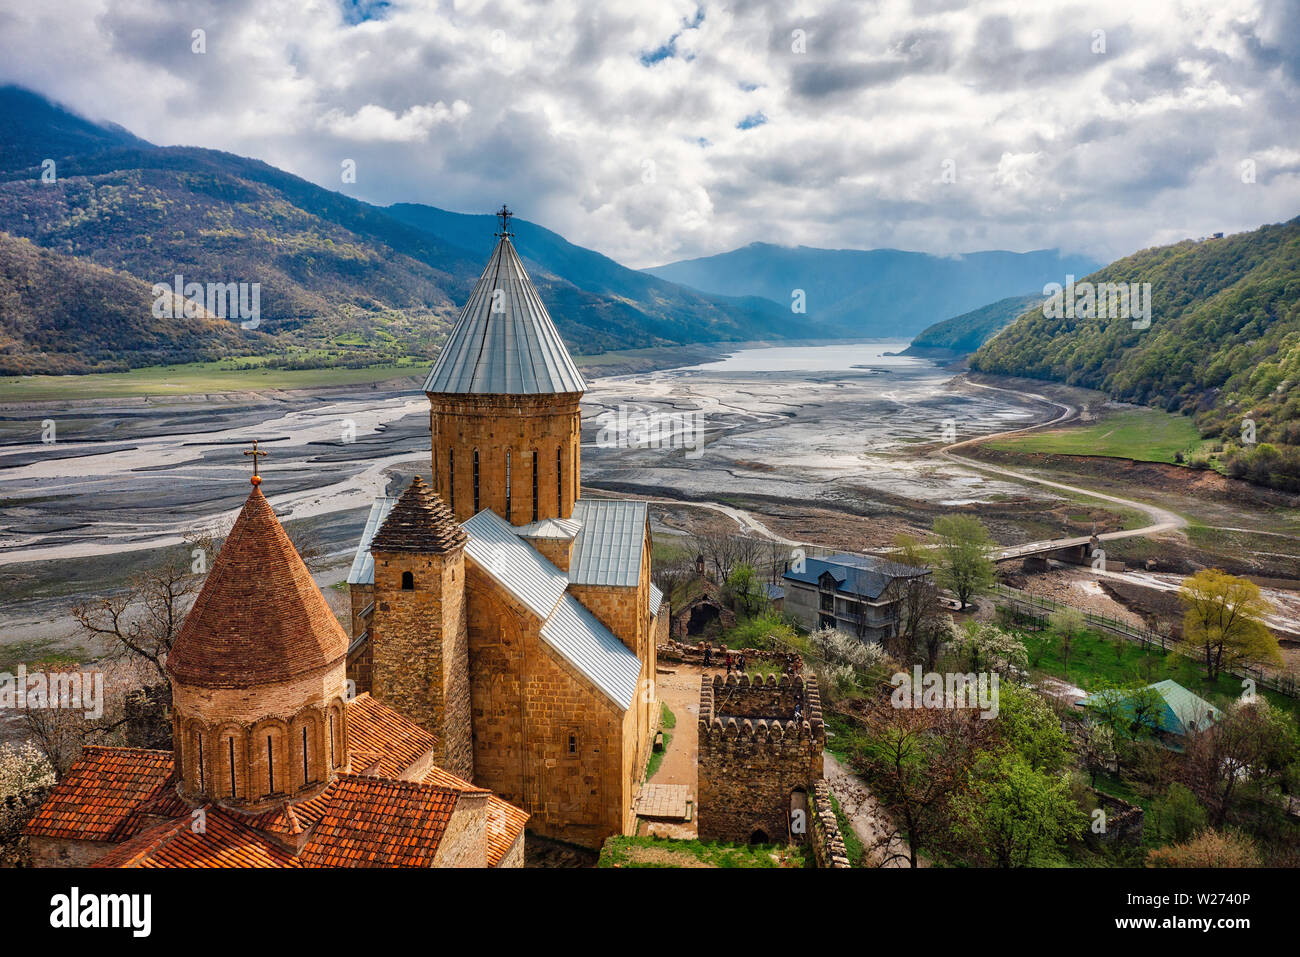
[
  {"xmin": 640, "ymin": 662, "xmax": 707, "ymax": 838},
  {"xmin": 822, "ymin": 751, "xmax": 918, "ymax": 868},
  {"xmin": 939, "ymin": 378, "xmax": 1188, "ymax": 553}
]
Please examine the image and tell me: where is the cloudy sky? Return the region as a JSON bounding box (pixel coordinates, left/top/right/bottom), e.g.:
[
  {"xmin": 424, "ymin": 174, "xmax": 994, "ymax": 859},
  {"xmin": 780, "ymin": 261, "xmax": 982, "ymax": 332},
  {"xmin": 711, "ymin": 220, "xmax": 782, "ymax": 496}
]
[{"xmin": 1, "ymin": 0, "xmax": 1297, "ymax": 268}]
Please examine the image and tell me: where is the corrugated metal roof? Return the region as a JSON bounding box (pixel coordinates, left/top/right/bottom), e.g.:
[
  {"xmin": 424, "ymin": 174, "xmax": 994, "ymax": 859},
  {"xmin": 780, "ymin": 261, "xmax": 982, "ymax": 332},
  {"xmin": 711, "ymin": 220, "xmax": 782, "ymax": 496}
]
[
  {"xmin": 782, "ymin": 553, "xmax": 926, "ymax": 601},
  {"xmin": 540, "ymin": 593, "xmax": 642, "ymax": 709},
  {"xmin": 1082, "ymin": 680, "xmax": 1222, "ymax": 736},
  {"xmin": 650, "ymin": 584, "xmax": 664, "ymax": 617},
  {"xmin": 347, "ymin": 497, "xmax": 398, "ymax": 585},
  {"xmin": 462, "ymin": 508, "xmax": 568, "ymax": 619},
  {"xmin": 516, "ymin": 517, "xmax": 582, "ymax": 541},
  {"xmin": 570, "ymin": 500, "xmax": 647, "ymax": 587},
  {"xmin": 424, "ymin": 237, "xmax": 587, "ymax": 395}
]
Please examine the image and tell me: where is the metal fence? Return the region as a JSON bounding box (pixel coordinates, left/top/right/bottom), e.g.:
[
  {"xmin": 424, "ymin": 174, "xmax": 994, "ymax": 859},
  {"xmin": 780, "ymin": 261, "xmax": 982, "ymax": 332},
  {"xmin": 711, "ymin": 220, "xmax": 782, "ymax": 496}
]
[{"xmin": 991, "ymin": 581, "xmax": 1299, "ymax": 699}]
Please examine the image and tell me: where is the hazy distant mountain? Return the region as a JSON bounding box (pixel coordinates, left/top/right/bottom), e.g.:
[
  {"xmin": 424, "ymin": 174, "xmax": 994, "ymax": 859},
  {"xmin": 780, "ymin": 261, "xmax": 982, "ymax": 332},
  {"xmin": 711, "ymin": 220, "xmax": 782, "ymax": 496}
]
[
  {"xmin": 0, "ymin": 85, "xmax": 809, "ymax": 374},
  {"xmin": 645, "ymin": 243, "xmax": 1103, "ymax": 337},
  {"xmin": 386, "ymin": 203, "xmax": 793, "ymax": 345},
  {"xmin": 906, "ymin": 293, "xmax": 1043, "ymax": 357}
]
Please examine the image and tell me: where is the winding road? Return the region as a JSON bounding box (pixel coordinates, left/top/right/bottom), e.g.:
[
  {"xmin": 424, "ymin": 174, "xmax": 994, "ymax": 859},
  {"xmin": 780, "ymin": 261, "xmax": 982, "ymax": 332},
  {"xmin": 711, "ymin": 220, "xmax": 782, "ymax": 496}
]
[{"xmin": 938, "ymin": 377, "xmax": 1186, "ymax": 559}]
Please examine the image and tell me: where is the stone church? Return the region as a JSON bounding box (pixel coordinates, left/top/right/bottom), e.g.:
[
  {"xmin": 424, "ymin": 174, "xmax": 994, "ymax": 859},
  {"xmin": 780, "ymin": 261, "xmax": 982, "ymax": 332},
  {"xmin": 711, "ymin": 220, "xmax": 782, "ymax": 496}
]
[{"xmin": 346, "ymin": 212, "xmax": 665, "ymax": 848}]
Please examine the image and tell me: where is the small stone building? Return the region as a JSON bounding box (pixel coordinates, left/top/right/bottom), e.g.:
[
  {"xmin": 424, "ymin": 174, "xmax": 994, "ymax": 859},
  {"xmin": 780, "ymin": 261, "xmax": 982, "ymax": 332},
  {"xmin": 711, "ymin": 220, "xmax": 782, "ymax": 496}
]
[{"xmin": 696, "ymin": 674, "xmax": 825, "ymax": 845}]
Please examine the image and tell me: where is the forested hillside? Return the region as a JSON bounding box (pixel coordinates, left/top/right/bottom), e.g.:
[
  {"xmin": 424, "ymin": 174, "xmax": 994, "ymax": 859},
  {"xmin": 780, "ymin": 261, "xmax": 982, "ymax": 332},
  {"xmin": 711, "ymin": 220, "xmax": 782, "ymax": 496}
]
[{"xmin": 971, "ymin": 217, "xmax": 1300, "ymax": 490}]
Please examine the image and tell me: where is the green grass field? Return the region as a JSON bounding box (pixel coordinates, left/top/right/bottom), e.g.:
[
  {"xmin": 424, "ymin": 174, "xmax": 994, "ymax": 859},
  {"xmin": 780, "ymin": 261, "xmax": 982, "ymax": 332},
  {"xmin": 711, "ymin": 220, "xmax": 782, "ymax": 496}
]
[
  {"xmin": 986, "ymin": 408, "xmax": 1204, "ymax": 464},
  {"xmin": 1026, "ymin": 627, "xmax": 1298, "ymax": 718},
  {"xmin": 0, "ymin": 357, "xmax": 429, "ymax": 402},
  {"xmin": 597, "ymin": 836, "xmax": 807, "ymax": 868}
]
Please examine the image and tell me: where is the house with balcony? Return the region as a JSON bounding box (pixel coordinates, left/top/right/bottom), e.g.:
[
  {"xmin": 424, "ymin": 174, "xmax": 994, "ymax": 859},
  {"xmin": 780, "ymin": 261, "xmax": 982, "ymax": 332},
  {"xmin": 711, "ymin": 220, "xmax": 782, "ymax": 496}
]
[{"xmin": 782, "ymin": 552, "xmax": 929, "ymax": 643}]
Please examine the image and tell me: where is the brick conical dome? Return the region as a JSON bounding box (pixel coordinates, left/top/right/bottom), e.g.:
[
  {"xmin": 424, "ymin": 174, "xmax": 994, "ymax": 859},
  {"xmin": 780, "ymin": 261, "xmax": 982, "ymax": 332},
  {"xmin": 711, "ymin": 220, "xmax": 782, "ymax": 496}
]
[
  {"xmin": 370, "ymin": 476, "xmax": 468, "ymax": 553},
  {"xmin": 167, "ymin": 486, "xmax": 348, "ymax": 689}
]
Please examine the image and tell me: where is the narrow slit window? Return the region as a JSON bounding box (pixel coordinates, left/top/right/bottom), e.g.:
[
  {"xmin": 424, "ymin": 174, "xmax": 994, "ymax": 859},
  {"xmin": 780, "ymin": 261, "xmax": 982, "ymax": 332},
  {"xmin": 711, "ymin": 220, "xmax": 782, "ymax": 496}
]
[
  {"xmin": 267, "ymin": 735, "xmax": 275, "ymax": 793},
  {"xmin": 196, "ymin": 733, "xmax": 204, "ymax": 792},
  {"xmin": 532, "ymin": 450, "xmax": 539, "ymax": 522},
  {"xmin": 505, "ymin": 450, "xmax": 512, "ymax": 519},
  {"xmin": 229, "ymin": 737, "xmax": 236, "ymax": 798},
  {"xmin": 302, "ymin": 727, "xmax": 309, "ymax": 785},
  {"xmin": 448, "ymin": 448, "xmax": 454, "ymax": 511},
  {"xmin": 329, "ymin": 714, "xmax": 336, "ymax": 767},
  {"xmin": 473, "ymin": 448, "xmax": 480, "ymax": 513},
  {"xmin": 557, "ymin": 446, "xmax": 563, "ymax": 512}
]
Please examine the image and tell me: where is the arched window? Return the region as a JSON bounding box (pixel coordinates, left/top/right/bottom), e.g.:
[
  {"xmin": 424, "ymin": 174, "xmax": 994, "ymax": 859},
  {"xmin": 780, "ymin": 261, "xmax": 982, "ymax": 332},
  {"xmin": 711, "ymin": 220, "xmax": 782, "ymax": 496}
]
[
  {"xmin": 226, "ymin": 735, "xmax": 238, "ymax": 799},
  {"xmin": 266, "ymin": 734, "xmax": 276, "ymax": 794},
  {"xmin": 301, "ymin": 726, "xmax": 310, "ymax": 786},
  {"xmin": 505, "ymin": 450, "xmax": 512, "ymax": 519},
  {"xmin": 401, "ymin": 570, "xmax": 414, "ymax": 590},
  {"xmin": 473, "ymin": 448, "xmax": 480, "ymax": 513},
  {"xmin": 531, "ymin": 450, "xmax": 539, "ymax": 522}
]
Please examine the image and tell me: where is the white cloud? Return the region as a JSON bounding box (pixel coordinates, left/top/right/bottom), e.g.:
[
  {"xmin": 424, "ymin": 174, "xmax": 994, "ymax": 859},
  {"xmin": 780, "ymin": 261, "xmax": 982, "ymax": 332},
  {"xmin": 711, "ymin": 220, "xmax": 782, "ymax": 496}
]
[{"xmin": 0, "ymin": 0, "xmax": 1296, "ymax": 267}]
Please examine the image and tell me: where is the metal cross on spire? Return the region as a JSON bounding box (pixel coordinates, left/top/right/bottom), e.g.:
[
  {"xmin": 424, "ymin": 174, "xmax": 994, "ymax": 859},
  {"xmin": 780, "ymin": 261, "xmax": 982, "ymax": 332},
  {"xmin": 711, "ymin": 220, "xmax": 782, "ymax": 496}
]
[
  {"xmin": 495, "ymin": 203, "xmax": 513, "ymax": 239},
  {"xmin": 243, "ymin": 439, "xmax": 268, "ymax": 486}
]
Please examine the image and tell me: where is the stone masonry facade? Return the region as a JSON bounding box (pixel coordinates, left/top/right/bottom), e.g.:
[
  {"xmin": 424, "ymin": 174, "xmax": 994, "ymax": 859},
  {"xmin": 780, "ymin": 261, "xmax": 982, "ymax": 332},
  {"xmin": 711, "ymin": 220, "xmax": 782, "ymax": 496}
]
[
  {"xmin": 432, "ymin": 393, "xmax": 582, "ymax": 525},
  {"xmin": 697, "ymin": 674, "xmax": 825, "ymax": 845},
  {"xmin": 369, "ymin": 547, "xmax": 474, "ymax": 781}
]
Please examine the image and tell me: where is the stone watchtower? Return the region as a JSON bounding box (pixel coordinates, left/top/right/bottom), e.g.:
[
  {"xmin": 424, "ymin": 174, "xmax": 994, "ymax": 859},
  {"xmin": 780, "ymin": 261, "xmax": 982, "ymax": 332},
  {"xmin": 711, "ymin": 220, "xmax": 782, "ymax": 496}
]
[
  {"xmin": 166, "ymin": 476, "xmax": 351, "ymax": 813},
  {"xmin": 696, "ymin": 673, "xmax": 825, "ymax": 845},
  {"xmin": 423, "ymin": 206, "xmax": 587, "ymax": 526},
  {"xmin": 368, "ymin": 476, "xmax": 474, "ymax": 780}
]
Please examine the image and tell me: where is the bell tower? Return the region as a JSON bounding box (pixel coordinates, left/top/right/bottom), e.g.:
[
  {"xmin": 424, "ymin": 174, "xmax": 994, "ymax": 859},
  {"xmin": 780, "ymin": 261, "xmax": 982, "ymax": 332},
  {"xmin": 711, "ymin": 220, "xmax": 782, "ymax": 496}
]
[
  {"xmin": 424, "ymin": 205, "xmax": 585, "ymax": 526},
  {"xmin": 368, "ymin": 477, "xmax": 473, "ymax": 779}
]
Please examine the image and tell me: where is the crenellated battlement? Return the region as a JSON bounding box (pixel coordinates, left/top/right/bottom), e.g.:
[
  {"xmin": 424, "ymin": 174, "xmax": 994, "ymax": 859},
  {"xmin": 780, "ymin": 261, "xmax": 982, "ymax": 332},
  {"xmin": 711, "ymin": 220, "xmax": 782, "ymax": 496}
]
[
  {"xmin": 698, "ymin": 673, "xmax": 824, "ymax": 747},
  {"xmin": 696, "ymin": 672, "xmax": 825, "ymax": 846}
]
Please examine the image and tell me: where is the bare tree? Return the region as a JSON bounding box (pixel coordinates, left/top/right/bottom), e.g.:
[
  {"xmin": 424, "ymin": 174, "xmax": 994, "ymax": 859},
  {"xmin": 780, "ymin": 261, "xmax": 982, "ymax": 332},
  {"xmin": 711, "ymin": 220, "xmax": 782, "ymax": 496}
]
[{"xmin": 855, "ymin": 699, "xmax": 995, "ymax": 868}]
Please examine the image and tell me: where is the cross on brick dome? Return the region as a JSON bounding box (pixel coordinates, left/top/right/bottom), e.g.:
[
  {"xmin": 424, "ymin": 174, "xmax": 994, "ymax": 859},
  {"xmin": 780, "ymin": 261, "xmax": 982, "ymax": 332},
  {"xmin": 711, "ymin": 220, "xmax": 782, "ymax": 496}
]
[{"xmin": 370, "ymin": 476, "xmax": 468, "ymax": 553}]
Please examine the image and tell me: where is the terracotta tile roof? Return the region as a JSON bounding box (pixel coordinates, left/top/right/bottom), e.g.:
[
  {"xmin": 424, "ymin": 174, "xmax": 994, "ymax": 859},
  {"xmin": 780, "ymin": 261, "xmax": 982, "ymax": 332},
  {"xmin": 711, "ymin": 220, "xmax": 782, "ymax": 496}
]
[
  {"xmin": 23, "ymin": 747, "xmax": 176, "ymax": 842},
  {"xmin": 94, "ymin": 808, "xmax": 301, "ymax": 868},
  {"xmin": 369, "ymin": 476, "xmax": 467, "ymax": 554},
  {"xmin": 486, "ymin": 795, "xmax": 529, "ymax": 866},
  {"xmin": 296, "ymin": 775, "xmax": 460, "ymax": 867},
  {"xmin": 166, "ymin": 486, "xmax": 348, "ymax": 689},
  {"xmin": 420, "ymin": 764, "xmax": 488, "ymax": 793},
  {"xmin": 30, "ymin": 743, "xmax": 527, "ymax": 868},
  {"xmin": 347, "ymin": 692, "xmax": 437, "ymax": 779}
]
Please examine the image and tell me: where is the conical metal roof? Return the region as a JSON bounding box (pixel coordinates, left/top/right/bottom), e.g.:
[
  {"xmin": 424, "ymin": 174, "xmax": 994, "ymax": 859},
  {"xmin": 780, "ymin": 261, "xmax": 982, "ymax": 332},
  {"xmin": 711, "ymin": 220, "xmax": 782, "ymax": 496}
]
[{"xmin": 424, "ymin": 236, "xmax": 587, "ymax": 395}]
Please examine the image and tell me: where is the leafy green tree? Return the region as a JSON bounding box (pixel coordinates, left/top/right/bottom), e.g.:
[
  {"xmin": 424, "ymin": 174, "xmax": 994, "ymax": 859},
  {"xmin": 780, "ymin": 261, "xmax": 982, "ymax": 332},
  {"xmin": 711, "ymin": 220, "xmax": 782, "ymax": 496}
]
[
  {"xmin": 1178, "ymin": 569, "xmax": 1282, "ymax": 680},
  {"xmin": 992, "ymin": 682, "xmax": 1071, "ymax": 774},
  {"xmin": 725, "ymin": 562, "xmax": 762, "ymax": 617},
  {"xmin": 1151, "ymin": 783, "xmax": 1207, "ymax": 844},
  {"xmin": 954, "ymin": 751, "xmax": 1086, "ymax": 867},
  {"xmin": 930, "ymin": 515, "xmax": 994, "ymax": 609}
]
